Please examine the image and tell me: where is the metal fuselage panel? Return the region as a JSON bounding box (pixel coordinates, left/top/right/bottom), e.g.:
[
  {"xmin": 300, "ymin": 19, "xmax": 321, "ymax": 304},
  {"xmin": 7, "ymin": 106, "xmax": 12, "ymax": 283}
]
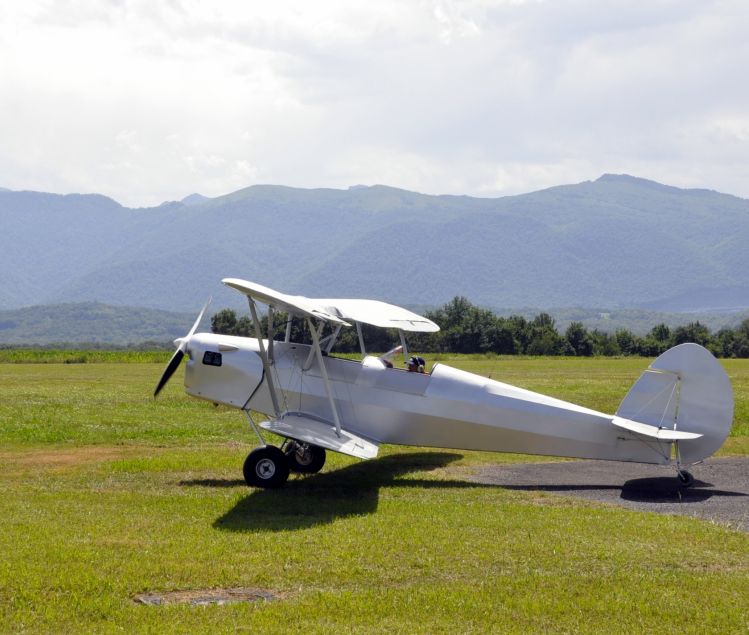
[{"xmin": 185, "ymin": 333, "xmax": 670, "ymax": 465}]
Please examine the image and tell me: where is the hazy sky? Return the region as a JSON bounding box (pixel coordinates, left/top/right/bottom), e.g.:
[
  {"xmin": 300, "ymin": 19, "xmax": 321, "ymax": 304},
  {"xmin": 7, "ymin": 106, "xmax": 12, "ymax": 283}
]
[{"xmin": 1, "ymin": 0, "xmax": 747, "ymax": 207}]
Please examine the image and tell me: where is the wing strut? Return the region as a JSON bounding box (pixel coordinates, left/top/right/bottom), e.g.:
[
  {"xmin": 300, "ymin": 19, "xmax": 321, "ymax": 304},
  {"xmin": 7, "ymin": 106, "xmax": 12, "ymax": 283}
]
[
  {"xmin": 398, "ymin": 329, "xmax": 409, "ymax": 360},
  {"xmin": 307, "ymin": 317, "xmax": 343, "ymax": 438},
  {"xmin": 356, "ymin": 322, "xmax": 366, "ymax": 355},
  {"xmin": 303, "ymin": 321, "xmax": 324, "ymax": 371},
  {"xmin": 267, "ymin": 306, "xmax": 275, "ymax": 363},
  {"xmin": 248, "ymin": 297, "xmax": 282, "ymax": 417}
]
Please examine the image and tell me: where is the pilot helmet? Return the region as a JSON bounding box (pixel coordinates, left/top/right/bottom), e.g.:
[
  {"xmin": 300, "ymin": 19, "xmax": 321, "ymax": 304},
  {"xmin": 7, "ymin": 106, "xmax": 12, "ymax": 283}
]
[{"xmin": 407, "ymin": 356, "xmax": 425, "ymax": 372}]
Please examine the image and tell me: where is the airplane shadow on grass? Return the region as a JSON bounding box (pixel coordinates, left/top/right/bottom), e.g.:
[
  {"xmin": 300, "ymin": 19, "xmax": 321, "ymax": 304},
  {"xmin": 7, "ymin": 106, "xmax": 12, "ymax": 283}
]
[
  {"xmin": 621, "ymin": 477, "xmax": 747, "ymax": 503},
  {"xmin": 205, "ymin": 452, "xmax": 493, "ymax": 532},
  {"xmin": 183, "ymin": 455, "xmax": 749, "ymax": 532},
  {"xmin": 499, "ymin": 477, "xmax": 747, "ymax": 504}
]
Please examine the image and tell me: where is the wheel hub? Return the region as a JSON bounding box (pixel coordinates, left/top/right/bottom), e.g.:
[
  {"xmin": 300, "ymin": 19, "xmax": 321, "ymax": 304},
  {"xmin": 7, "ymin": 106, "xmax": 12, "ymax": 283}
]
[
  {"xmin": 256, "ymin": 458, "xmax": 276, "ymax": 479},
  {"xmin": 294, "ymin": 448, "xmax": 313, "ymax": 466}
]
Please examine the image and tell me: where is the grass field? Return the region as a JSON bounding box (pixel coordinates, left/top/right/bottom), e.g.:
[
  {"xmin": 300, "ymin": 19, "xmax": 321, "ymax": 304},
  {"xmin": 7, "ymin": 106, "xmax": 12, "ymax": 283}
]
[{"xmin": 0, "ymin": 355, "xmax": 747, "ymax": 633}]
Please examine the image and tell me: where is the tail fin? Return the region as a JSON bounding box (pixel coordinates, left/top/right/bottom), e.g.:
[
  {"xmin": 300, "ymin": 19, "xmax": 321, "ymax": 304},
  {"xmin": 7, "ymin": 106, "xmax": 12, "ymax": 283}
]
[{"xmin": 615, "ymin": 343, "xmax": 733, "ymax": 464}]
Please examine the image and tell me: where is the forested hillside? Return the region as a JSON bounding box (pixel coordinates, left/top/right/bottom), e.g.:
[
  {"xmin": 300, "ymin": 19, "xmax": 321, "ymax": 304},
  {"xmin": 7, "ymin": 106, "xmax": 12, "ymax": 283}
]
[
  {"xmin": 3, "ymin": 300, "xmax": 746, "ymax": 347},
  {"xmin": 211, "ymin": 297, "xmax": 749, "ymax": 358},
  {"xmin": 0, "ymin": 303, "xmax": 194, "ymax": 346}
]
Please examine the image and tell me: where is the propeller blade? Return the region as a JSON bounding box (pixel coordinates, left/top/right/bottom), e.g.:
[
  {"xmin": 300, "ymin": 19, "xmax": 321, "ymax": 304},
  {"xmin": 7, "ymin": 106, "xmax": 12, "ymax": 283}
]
[
  {"xmin": 154, "ymin": 349, "xmax": 184, "ymax": 397},
  {"xmin": 153, "ymin": 297, "xmax": 212, "ymax": 398},
  {"xmin": 185, "ymin": 296, "xmax": 212, "ymax": 344}
]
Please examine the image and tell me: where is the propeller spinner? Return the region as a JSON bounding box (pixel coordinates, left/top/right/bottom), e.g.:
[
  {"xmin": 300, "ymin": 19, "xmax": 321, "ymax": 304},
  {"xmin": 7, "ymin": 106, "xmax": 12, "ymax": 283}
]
[{"xmin": 154, "ymin": 297, "xmax": 212, "ymax": 397}]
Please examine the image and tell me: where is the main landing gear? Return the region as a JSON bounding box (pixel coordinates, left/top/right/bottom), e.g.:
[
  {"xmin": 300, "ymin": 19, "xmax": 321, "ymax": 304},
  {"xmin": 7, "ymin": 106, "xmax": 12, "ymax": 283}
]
[
  {"xmin": 243, "ymin": 446, "xmax": 289, "ymax": 489},
  {"xmin": 283, "ymin": 440, "xmax": 327, "ymax": 474},
  {"xmin": 242, "ymin": 442, "xmax": 327, "ymax": 489}
]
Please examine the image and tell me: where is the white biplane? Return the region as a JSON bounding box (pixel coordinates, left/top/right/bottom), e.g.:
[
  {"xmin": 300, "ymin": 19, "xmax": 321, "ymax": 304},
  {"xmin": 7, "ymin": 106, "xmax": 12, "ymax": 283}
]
[{"xmin": 154, "ymin": 278, "xmax": 734, "ymax": 489}]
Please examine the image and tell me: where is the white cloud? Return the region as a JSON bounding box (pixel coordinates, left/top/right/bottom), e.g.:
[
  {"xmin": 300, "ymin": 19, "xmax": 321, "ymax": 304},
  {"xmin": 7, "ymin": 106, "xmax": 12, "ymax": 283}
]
[{"xmin": 0, "ymin": 0, "xmax": 747, "ymax": 205}]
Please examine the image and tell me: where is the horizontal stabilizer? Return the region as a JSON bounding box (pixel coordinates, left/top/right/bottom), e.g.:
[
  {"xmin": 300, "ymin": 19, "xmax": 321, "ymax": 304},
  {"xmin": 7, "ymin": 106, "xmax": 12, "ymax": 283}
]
[
  {"xmin": 611, "ymin": 416, "xmax": 703, "ymax": 441},
  {"xmin": 260, "ymin": 414, "xmax": 379, "ymax": 460}
]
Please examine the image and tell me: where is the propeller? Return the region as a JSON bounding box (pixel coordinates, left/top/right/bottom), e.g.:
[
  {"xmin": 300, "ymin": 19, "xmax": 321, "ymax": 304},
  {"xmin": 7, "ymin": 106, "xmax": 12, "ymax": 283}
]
[{"xmin": 154, "ymin": 297, "xmax": 212, "ymax": 398}]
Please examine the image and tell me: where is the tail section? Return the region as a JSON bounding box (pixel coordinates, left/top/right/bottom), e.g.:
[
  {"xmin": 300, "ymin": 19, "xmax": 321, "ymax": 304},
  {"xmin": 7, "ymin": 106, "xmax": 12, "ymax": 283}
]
[{"xmin": 615, "ymin": 343, "xmax": 733, "ymax": 464}]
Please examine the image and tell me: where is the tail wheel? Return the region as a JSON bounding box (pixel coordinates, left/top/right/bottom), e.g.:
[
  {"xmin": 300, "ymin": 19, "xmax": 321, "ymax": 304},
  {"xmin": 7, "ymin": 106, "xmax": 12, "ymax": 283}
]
[
  {"xmin": 677, "ymin": 470, "xmax": 695, "ymax": 488},
  {"xmin": 285, "ymin": 442, "xmax": 326, "ymax": 474},
  {"xmin": 243, "ymin": 446, "xmax": 290, "ymax": 488}
]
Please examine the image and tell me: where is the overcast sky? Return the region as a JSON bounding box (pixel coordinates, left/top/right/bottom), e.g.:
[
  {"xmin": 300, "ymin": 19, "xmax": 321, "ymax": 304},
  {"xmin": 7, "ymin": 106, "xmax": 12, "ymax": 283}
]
[{"xmin": 1, "ymin": 0, "xmax": 747, "ymax": 207}]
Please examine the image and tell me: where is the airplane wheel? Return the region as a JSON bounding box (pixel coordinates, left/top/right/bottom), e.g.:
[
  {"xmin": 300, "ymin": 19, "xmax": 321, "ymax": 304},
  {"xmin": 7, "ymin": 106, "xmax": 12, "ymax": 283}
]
[
  {"xmin": 677, "ymin": 470, "xmax": 695, "ymax": 488},
  {"xmin": 243, "ymin": 446, "xmax": 289, "ymax": 489},
  {"xmin": 285, "ymin": 442, "xmax": 326, "ymax": 474}
]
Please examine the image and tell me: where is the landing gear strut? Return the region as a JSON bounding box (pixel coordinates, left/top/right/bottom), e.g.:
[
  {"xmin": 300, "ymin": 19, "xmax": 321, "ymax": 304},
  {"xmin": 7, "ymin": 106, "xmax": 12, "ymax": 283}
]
[
  {"xmin": 674, "ymin": 440, "xmax": 695, "ymax": 488},
  {"xmin": 243, "ymin": 446, "xmax": 290, "ymax": 488},
  {"xmin": 284, "ymin": 440, "xmax": 326, "ymax": 474}
]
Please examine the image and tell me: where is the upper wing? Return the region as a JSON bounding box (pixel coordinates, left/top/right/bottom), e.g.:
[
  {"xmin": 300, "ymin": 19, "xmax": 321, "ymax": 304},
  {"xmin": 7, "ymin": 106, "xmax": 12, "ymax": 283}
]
[
  {"xmin": 222, "ymin": 278, "xmax": 439, "ymax": 332},
  {"xmin": 317, "ymin": 298, "xmax": 439, "ymax": 332},
  {"xmin": 222, "ymin": 278, "xmax": 350, "ymax": 325}
]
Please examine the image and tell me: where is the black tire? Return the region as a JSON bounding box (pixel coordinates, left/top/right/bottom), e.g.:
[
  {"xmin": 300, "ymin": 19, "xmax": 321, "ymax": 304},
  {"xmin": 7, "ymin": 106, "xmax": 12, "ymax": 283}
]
[
  {"xmin": 243, "ymin": 446, "xmax": 290, "ymax": 488},
  {"xmin": 677, "ymin": 470, "xmax": 695, "ymax": 488},
  {"xmin": 285, "ymin": 442, "xmax": 326, "ymax": 474}
]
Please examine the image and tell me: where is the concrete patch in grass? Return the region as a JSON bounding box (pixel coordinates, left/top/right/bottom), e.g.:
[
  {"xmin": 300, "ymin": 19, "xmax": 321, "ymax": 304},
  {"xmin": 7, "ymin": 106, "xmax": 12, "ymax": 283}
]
[{"xmin": 133, "ymin": 587, "xmax": 280, "ymax": 606}]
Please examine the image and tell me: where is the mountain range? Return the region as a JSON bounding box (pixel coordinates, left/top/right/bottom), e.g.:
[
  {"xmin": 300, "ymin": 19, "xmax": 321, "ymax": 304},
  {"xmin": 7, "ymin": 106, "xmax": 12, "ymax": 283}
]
[{"xmin": 1, "ymin": 174, "xmax": 747, "ymax": 316}]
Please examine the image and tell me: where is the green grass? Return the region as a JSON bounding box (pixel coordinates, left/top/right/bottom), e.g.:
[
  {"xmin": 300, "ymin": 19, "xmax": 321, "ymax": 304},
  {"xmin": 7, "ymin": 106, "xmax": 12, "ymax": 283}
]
[
  {"xmin": 0, "ymin": 349, "xmax": 172, "ymax": 364},
  {"xmin": 0, "ymin": 356, "xmax": 747, "ymax": 633}
]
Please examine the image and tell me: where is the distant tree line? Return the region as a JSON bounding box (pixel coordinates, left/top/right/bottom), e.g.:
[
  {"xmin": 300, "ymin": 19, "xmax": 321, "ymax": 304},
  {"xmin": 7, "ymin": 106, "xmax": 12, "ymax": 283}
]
[{"xmin": 211, "ymin": 296, "xmax": 749, "ymax": 358}]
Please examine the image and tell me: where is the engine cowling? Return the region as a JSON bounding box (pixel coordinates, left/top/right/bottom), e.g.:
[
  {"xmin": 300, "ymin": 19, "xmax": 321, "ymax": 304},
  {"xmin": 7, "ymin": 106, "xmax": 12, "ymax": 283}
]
[{"xmin": 184, "ymin": 333, "xmax": 264, "ymax": 408}]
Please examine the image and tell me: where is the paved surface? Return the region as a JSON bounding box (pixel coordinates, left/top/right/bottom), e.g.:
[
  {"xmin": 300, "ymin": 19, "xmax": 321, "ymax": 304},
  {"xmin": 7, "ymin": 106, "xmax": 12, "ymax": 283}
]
[{"xmin": 472, "ymin": 456, "xmax": 749, "ymax": 532}]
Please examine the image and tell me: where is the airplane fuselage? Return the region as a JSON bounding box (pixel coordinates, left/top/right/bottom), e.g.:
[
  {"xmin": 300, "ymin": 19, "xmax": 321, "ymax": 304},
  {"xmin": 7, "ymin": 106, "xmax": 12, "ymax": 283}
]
[{"xmin": 184, "ymin": 333, "xmax": 671, "ymax": 466}]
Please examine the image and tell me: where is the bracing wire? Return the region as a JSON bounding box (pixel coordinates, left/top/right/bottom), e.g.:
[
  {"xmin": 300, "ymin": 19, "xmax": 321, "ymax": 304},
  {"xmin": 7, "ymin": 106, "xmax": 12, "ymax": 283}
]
[
  {"xmin": 627, "ymin": 373, "xmax": 678, "ymax": 422},
  {"xmin": 657, "ymin": 381, "xmax": 679, "ymax": 429}
]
